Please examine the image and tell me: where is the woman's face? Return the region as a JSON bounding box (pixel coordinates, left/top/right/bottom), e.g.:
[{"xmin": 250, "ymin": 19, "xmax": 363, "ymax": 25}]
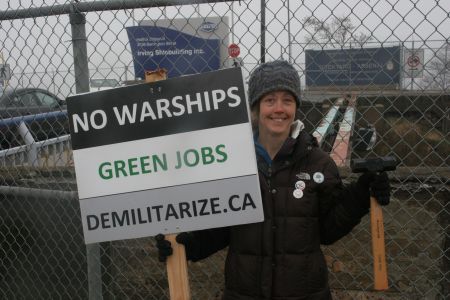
[{"xmin": 258, "ymin": 90, "xmax": 296, "ymax": 137}]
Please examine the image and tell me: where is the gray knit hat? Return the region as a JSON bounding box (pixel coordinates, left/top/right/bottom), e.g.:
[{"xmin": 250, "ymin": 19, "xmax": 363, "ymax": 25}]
[{"xmin": 248, "ymin": 60, "xmax": 301, "ymax": 108}]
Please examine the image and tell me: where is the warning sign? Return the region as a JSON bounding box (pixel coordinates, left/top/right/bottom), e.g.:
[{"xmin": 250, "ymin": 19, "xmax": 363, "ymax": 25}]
[
  {"xmin": 404, "ymin": 49, "xmax": 424, "ymax": 78},
  {"xmin": 228, "ymin": 43, "xmax": 240, "ymax": 58}
]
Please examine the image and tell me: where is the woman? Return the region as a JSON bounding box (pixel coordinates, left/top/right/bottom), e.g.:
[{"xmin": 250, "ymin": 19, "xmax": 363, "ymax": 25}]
[{"xmin": 156, "ymin": 60, "xmax": 390, "ymax": 300}]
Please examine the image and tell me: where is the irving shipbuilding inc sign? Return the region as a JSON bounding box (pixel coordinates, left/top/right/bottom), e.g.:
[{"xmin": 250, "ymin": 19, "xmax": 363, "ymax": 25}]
[{"xmin": 67, "ymin": 68, "xmax": 263, "ymax": 244}]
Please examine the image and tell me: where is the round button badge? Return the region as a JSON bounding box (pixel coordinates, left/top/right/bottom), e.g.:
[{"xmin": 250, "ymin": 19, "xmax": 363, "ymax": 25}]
[
  {"xmin": 313, "ymin": 172, "xmax": 324, "ymax": 184},
  {"xmin": 293, "ymin": 189, "xmax": 304, "ymax": 199},
  {"xmin": 295, "ymin": 180, "xmax": 306, "ymax": 190}
]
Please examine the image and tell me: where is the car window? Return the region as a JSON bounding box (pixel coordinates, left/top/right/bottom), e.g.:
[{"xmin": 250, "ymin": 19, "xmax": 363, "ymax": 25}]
[
  {"xmin": 35, "ymin": 92, "xmax": 58, "ymax": 106},
  {"xmin": 0, "ymin": 94, "xmax": 12, "ymax": 107},
  {"xmin": 2, "ymin": 95, "xmax": 26, "ymax": 107},
  {"xmin": 19, "ymin": 93, "xmax": 37, "ymax": 106}
]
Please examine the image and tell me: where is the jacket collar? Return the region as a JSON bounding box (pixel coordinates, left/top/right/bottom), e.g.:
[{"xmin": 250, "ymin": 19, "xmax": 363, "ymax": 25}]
[{"xmin": 290, "ymin": 120, "xmax": 304, "ymax": 139}]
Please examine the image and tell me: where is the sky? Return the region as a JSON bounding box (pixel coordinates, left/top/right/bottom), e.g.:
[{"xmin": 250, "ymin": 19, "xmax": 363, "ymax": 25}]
[{"xmin": 0, "ymin": 0, "xmax": 449, "ymax": 97}]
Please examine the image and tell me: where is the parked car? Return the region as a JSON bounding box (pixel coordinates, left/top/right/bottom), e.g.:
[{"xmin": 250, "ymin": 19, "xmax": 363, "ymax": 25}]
[
  {"xmin": 0, "ymin": 87, "xmax": 69, "ymax": 149},
  {"xmin": 0, "ymin": 87, "xmax": 66, "ymax": 117}
]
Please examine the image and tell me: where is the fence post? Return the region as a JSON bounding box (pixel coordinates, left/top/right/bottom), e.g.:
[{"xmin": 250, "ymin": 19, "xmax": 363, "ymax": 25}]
[
  {"xmin": 70, "ymin": 11, "xmax": 90, "ymax": 94},
  {"xmin": 70, "ymin": 10, "xmax": 101, "ymax": 300},
  {"xmin": 18, "ymin": 121, "xmax": 38, "ymax": 166},
  {"xmin": 260, "ymin": 0, "xmax": 266, "ymax": 63}
]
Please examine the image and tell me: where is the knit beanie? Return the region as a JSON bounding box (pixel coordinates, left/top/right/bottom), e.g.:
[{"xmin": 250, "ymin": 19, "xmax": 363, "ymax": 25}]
[{"xmin": 248, "ymin": 60, "xmax": 301, "ymax": 108}]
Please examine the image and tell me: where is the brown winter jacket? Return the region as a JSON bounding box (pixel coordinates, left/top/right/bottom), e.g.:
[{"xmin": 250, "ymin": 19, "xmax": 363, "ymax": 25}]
[{"xmin": 188, "ymin": 129, "xmax": 370, "ymax": 300}]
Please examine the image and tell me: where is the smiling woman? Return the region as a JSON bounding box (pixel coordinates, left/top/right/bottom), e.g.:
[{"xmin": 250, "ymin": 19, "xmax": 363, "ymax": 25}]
[
  {"xmin": 248, "ymin": 61, "xmax": 301, "ymax": 159},
  {"xmin": 155, "ymin": 60, "xmax": 392, "ymax": 300},
  {"xmin": 257, "ymin": 91, "xmax": 297, "ymax": 157}
]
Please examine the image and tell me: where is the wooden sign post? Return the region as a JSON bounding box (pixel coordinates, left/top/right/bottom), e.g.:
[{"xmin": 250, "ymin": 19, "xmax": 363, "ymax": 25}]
[
  {"xmin": 145, "ymin": 69, "xmax": 191, "ymax": 300},
  {"xmin": 165, "ymin": 234, "xmax": 191, "ymax": 300}
]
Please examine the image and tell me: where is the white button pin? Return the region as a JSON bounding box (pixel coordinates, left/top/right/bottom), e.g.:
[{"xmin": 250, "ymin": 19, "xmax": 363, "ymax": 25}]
[
  {"xmin": 295, "ymin": 180, "xmax": 306, "ymax": 190},
  {"xmin": 293, "ymin": 189, "xmax": 304, "ymax": 199},
  {"xmin": 313, "ymin": 172, "xmax": 324, "ymax": 184}
]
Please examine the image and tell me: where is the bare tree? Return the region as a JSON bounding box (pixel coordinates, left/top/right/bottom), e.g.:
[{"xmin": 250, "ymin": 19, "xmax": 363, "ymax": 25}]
[
  {"xmin": 302, "ymin": 15, "xmax": 372, "ymax": 48},
  {"xmin": 421, "ymin": 43, "xmax": 450, "ymax": 90}
]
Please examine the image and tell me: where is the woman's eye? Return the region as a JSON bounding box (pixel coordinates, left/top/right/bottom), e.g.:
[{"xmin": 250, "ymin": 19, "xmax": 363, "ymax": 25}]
[{"xmin": 284, "ymin": 98, "xmax": 295, "ymax": 104}]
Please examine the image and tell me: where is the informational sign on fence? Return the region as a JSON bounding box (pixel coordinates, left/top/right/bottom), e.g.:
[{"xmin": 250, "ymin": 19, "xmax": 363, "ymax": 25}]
[
  {"xmin": 403, "ymin": 48, "xmax": 424, "ymax": 78},
  {"xmin": 305, "ymin": 46, "xmax": 401, "ymax": 88},
  {"xmin": 67, "ymin": 68, "xmax": 263, "ymax": 244},
  {"xmin": 127, "ymin": 17, "xmax": 230, "ymax": 79}
]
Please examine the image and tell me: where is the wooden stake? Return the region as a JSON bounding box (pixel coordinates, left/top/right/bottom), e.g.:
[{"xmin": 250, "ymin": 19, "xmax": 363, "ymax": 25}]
[
  {"xmin": 144, "ymin": 70, "xmax": 190, "ymax": 299},
  {"xmin": 370, "ymin": 197, "xmax": 389, "ymax": 290},
  {"xmin": 165, "ymin": 234, "xmax": 191, "ymax": 300}
]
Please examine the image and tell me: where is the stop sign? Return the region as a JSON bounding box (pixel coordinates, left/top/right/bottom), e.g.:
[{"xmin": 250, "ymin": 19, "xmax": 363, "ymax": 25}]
[{"xmin": 228, "ymin": 43, "xmax": 240, "ymax": 58}]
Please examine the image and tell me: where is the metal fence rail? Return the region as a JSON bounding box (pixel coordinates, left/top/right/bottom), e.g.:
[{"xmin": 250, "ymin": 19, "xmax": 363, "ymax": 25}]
[
  {"xmin": 0, "ymin": 111, "xmax": 72, "ymax": 167},
  {"xmin": 0, "ymin": 0, "xmax": 448, "ymax": 299}
]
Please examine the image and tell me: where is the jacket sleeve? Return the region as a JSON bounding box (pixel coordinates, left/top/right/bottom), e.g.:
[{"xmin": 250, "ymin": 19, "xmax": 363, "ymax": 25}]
[
  {"xmin": 318, "ymin": 159, "xmax": 370, "ymax": 245},
  {"xmin": 187, "ymin": 227, "xmax": 230, "ymax": 262}
]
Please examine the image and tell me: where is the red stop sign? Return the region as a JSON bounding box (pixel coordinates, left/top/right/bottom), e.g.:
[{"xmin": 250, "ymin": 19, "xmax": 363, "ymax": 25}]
[{"xmin": 228, "ymin": 43, "xmax": 240, "ymax": 58}]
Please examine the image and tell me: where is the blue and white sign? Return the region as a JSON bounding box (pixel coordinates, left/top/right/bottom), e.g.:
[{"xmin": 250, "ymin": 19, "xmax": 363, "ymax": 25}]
[
  {"xmin": 198, "ymin": 21, "xmax": 218, "ymax": 33},
  {"xmin": 126, "ymin": 26, "xmax": 221, "ymax": 79},
  {"xmin": 305, "ymin": 47, "xmax": 401, "ymax": 87}
]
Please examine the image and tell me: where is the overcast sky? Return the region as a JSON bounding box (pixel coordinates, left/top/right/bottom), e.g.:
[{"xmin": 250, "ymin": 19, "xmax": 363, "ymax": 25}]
[{"xmin": 0, "ymin": 0, "xmax": 449, "ymax": 97}]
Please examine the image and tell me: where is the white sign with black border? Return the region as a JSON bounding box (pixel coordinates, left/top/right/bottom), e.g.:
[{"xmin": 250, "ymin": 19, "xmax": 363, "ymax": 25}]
[
  {"xmin": 67, "ymin": 68, "xmax": 263, "ymax": 244},
  {"xmin": 404, "ymin": 49, "xmax": 424, "ymax": 78}
]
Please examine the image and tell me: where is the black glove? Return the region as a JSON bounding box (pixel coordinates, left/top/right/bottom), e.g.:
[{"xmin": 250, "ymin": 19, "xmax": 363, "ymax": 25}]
[
  {"xmin": 357, "ymin": 171, "xmax": 391, "ymax": 206},
  {"xmin": 155, "ymin": 232, "xmax": 197, "ymax": 262},
  {"xmin": 155, "ymin": 234, "xmax": 172, "ymax": 262}
]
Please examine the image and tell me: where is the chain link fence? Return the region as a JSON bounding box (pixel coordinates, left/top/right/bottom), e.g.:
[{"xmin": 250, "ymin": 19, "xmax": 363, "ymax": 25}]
[{"xmin": 0, "ymin": 0, "xmax": 448, "ymax": 299}]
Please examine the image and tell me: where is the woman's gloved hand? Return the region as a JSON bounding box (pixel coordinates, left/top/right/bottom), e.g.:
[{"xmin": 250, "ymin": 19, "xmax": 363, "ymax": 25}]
[
  {"xmin": 356, "ymin": 171, "xmax": 391, "ymax": 206},
  {"xmin": 155, "ymin": 234, "xmax": 172, "ymax": 262},
  {"xmin": 155, "ymin": 232, "xmax": 197, "ymax": 262}
]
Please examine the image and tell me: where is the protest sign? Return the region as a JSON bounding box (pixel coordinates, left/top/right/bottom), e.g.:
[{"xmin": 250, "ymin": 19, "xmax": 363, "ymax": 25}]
[{"xmin": 67, "ymin": 68, "xmax": 263, "ymax": 244}]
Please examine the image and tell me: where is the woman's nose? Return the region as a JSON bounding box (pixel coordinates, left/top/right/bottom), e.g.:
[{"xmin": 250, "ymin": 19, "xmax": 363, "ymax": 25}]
[{"xmin": 273, "ymin": 99, "xmax": 284, "ymax": 111}]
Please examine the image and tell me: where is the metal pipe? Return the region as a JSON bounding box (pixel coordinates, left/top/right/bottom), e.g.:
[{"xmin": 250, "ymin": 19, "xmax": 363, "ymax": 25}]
[
  {"xmin": 287, "ymin": 0, "xmax": 291, "ymax": 63},
  {"xmin": 70, "ymin": 12, "xmax": 90, "ymax": 94},
  {"xmin": 411, "ymin": 38, "xmax": 414, "ymax": 91},
  {"xmin": 444, "ymin": 42, "xmax": 448, "ymax": 90},
  {"xmin": 0, "ymin": 186, "xmax": 78, "ymax": 199},
  {"xmin": 64, "ymin": 12, "xmax": 98, "ymax": 291},
  {"xmin": 66, "ymin": 14, "xmax": 101, "ymax": 293},
  {"xmin": 260, "ymin": 0, "xmax": 266, "ymax": 63},
  {"xmin": 18, "ymin": 122, "xmax": 37, "ymax": 166},
  {"xmin": 0, "ymin": 0, "xmax": 234, "ymax": 21},
  {"xmin": 231, "ymin": 2, "xmax": 235, "ymax": 44}
]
